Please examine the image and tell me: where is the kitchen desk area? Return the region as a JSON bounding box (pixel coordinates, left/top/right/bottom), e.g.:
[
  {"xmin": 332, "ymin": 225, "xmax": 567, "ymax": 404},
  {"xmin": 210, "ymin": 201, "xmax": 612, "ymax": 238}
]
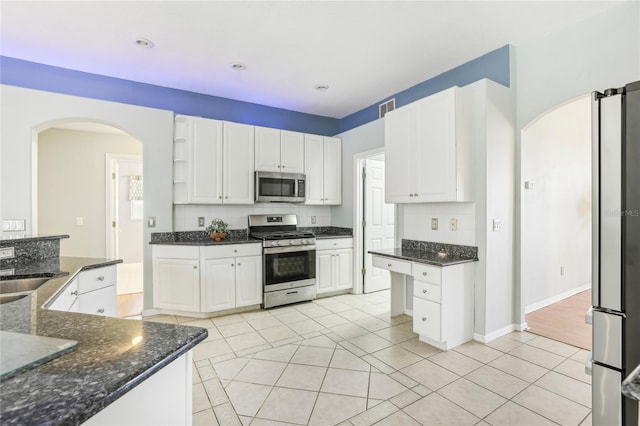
[
  {"xmin": 0, "ymin": 235, "xmax": 207, "ymax": 425},
  {"xmin": 369, "ymin": 240, "xmax": 478, "ymax": 351}
]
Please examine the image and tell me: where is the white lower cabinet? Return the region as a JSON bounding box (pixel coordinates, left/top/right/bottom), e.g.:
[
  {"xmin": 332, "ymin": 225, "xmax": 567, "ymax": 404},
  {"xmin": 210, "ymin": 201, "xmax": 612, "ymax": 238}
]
[
  {"xmin": 48, "ymin": 265, "xmax": 117, "ymax": 317},
  {"xmin": 316, "ymin": 238, "xmax": 353, "ymax": 295},
  {"xmin": 371, "ymin": 255, "xmax": 474, "ymax": 351},
  {"xmin": 152, "ymin": 243, "xmax": 262, "ymax": 315}
]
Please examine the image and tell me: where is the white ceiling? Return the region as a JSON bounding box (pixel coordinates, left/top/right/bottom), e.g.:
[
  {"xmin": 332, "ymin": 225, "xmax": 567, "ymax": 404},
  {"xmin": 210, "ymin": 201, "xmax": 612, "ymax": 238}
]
[{"xmin": 0, "ymin": 1, "xmax": 623, "ymax": 119}]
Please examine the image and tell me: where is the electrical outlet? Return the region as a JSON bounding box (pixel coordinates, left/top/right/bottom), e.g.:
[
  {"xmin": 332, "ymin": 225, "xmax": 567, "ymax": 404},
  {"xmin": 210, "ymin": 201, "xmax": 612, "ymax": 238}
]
[
  {"xmin": 431, "ymin": 218, "xmax": 438, "ymax": 230},
  {"xmin": 492, "ymin": 219, "xmax": 501, "ymax": 232},
  {"xmin": 198, "ymin": 217, "xmax": 205, "ymax": 227},
  {"xmin": 2, "ymin": 220, "xmax": 26, "ymax": 231},
  {"xmin": 450, "ymin": 218, "xmax": 457, "ymax": 231},
  {"xmin": 148, "ymin": 217, "xmax": 156, "ymax": 228},
  {"xmin": 311, "ymin": 216, "xmax": 316, "ymax": 225}
]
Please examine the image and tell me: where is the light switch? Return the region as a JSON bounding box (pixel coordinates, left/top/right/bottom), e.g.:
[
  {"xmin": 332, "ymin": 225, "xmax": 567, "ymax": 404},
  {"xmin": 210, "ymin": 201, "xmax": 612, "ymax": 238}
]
[
  {"xmin": 198, "ymin": 217, "xmax": 205, "ymax": 227},
  {"xmin": 431, "ymin": 218, "xmax": 438, "ymax": 230},
  {"xmin": 311, "ymin": 216, "xmax": 316, "ymax": 224},
  {"xmin": 492, "ymin": 219, "xmax": 501, "ymax": 232},
  {"xmin": 75, "ymin": 217, "xmax": 84, "ymax": 226},
  {"xmin": 148, "ymin": 217, "xmax": 156, "ymax": 228}
]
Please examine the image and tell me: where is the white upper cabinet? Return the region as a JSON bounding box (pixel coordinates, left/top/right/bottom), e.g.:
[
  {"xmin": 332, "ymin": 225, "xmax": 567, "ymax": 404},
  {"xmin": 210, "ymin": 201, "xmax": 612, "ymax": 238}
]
[
  {"xmin": 223, "ymin": 121, "xmax": 255, "ymax": 204},
  {"xmin": 173, "ymin": 116, "xmax": 254, "ymax": 204},
  {"xmin": 255, "ymin": 127, "xmax": 304, "ymax": 174},
  {"xmin": 385, "ymin": 87, "xmax": 469, "ymax": 203},
  {"xmin": 173, "ymin": 115, "xmax": 223, "ymax": 204},
  {"xmin": 304, "ymin": 135, "xmax": 341, "ymax": 205}
]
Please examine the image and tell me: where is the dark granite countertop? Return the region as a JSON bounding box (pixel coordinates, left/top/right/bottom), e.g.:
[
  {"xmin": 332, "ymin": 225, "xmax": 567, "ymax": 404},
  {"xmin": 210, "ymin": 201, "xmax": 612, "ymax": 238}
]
[
  {"xmin": 623, "ymin": 363, "xmax": 640, "ymax": 401},
  {"xmin": 301, "ymin": 226, "xmax": 353, "ymax": 239},
  {"xmin": 150, "ymin": 229, "xmax": 260, "ymax": 246},
  {"xmin": 369, "ymin": 240, "xmax": 479, "ymax": 267},
  {"xmin": 0, "ymin": 257, "xmax": 208, "ymax": 425},
  {"xmin": 0, "ymin": 234, "xmax": 69, "ymax": 243}
]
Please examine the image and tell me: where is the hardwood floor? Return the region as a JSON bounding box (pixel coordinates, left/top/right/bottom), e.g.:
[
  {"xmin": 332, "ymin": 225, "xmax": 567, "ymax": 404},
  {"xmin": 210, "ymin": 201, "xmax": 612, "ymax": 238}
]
[{"xmin": 525, "ymin": 290, "xmax": 592, "ymax": 350}]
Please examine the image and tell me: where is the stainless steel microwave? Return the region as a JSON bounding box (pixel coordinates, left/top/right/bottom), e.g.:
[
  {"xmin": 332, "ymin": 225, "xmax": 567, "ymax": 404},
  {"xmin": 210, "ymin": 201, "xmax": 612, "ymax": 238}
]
[{"xmin": 255, "ymin": 171, "xmax": 306, "ymax": 203}]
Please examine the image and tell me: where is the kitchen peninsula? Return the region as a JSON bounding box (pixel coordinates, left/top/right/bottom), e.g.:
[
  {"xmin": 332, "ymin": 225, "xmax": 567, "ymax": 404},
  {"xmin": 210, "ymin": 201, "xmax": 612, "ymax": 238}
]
[{"xmin": 0, "ymin": 236, "xmax": 207, "ymax": 425}]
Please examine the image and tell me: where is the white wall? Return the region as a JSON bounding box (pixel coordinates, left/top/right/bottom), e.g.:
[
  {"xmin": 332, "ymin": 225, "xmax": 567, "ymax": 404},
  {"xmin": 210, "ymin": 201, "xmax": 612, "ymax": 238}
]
[
  {"xmin": 521, "ymin": 96, "xmax": 591, "ymax": 312},
  {"xmin": 174, "ymin": 204, "xmax": 332, "ymax": 231},
  {"xmin": 331, "ymin": 118, "xmax": 385, "ymax": 227},
  {"xmin": 514, "ymin": 0, "xmax": 640, "ymax": 324},
  {"xmin": 400, "ymin": 203, "xmax": 476, "ymax": 245},
  {"xmin": 38, "ymin": 128, "xmax": 142, "ymax": 258},
  {"xmin": 0, "ymin": 85, "xmax": 173, "ymax": 310}
]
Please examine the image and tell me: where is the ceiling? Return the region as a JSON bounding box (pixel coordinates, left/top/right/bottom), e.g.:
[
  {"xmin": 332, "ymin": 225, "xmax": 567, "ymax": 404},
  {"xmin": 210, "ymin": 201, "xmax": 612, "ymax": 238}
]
[{"xmin": 0, "ymin": 1, "xmax": 623, "ymax": 119}]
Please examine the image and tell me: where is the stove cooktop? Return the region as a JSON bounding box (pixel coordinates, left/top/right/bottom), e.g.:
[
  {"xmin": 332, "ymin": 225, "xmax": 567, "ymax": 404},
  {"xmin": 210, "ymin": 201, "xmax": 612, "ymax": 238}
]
[{"xmin": 250, "ymin": 230, "xmax": 315, "ymax": 241}]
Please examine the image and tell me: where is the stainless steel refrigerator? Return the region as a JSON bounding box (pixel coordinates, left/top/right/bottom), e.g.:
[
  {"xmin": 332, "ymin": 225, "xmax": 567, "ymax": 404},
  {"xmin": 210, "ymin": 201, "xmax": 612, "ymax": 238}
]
[{"xmin": 592, "ymin": 80, "xmax": 640, "ymax": 426}]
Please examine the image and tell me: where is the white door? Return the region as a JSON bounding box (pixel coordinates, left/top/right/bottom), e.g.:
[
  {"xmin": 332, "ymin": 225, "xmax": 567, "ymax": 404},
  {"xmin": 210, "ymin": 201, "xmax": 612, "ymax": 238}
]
[
  {"xmin": 364, "ymin": 158, "xmax": 395, "ymax": 293},
  {"xmin": 109, "ymin": 156, "xmax": 143, "ymax": 296}
]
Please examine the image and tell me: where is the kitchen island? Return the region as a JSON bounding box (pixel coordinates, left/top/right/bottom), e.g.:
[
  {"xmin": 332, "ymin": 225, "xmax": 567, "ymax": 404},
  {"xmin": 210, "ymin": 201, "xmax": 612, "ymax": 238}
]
[{"xmin": 0, "ymin": 256, "xmax": 208, "ymax": 425}]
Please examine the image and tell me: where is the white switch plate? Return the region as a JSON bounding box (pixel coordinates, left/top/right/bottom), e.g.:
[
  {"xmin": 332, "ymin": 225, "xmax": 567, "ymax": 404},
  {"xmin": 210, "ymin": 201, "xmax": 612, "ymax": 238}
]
[
  {"xmin": 311, "ymin": 216, "xmax": 316, "ymax": 224},
  {"xmin": 75, "ymin": 217, "xmax": 84, "ymax": 226},
  {"xmin": 431, "ymin": 218, "xmax": 438, "ymax": 230},
  {"xmin": 450, "ymin": 218, "xmax": 458, "ymax": 231},
  {"xmin": 2, "ymin": 220, "xmax": 26, "ymax": 231},
  {"xmin": 198, "ymin": 217, "xmax": 205, "ymax": 227},
  {"xmin": 148, "ymin": 217, "xmax": 156, "ymax": 228},
  {"xmin": 493, "ymin": 219, "xmax": 501, "ymax": 232}
]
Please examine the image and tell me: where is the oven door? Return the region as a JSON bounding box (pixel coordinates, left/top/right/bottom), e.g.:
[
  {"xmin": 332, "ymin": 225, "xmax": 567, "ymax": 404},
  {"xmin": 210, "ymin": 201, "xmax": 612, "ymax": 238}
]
[{"xmin": 263, "ymin": 245, "xmax": 316, "ymax": 292}]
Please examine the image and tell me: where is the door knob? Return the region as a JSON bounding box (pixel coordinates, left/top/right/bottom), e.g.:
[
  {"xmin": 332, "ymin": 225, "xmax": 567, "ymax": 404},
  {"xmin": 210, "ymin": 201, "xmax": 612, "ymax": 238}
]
[{"xmin": 422, "ymin": 317, "xmax": 427, "ymax": 322}]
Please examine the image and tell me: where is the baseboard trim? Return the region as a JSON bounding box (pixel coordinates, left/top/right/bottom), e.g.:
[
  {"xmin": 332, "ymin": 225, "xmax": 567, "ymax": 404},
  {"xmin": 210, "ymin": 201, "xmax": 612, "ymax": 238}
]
[
  {"xmin": 525, "ymin": 283, "xmax": 591, "ymax": 314},
  {"xmin": 474, "ymin": 324, "xmax": 516, "ymax": 343}
]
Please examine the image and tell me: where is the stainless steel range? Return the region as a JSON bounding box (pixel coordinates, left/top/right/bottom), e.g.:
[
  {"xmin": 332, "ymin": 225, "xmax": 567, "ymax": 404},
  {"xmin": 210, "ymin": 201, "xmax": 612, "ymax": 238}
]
[{"xmin": 248, "ymin": 214, "xmax": 316, "ymax": 308}]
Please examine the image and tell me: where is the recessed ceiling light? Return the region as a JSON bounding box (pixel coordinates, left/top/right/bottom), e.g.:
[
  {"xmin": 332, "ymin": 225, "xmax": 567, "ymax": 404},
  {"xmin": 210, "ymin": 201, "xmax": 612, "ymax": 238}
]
[
  {"xmin": 136, "ymin": 38, "xmax": 154, "ymax": 48},
  {"xmin": 314, "ymin": 84, "xmax": 329, "ymax": 91},
  {"xmin": 230, "ymin": 63, "xmax": 247, "ymax": 71}
]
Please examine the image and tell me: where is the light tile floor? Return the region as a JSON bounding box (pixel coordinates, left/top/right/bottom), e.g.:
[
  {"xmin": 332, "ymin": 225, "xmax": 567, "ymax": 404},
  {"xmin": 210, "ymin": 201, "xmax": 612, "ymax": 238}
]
[{"xmin": 147, "ymin": 291, "xmax": 592, "ymax": 426}]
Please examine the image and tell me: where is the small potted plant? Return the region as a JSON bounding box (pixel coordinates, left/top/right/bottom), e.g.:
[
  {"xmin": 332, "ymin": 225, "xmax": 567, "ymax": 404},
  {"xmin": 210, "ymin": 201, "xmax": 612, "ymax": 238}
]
[{"xmin": 205, "ymin": 218, "xmax": 229, "ymax": 241}]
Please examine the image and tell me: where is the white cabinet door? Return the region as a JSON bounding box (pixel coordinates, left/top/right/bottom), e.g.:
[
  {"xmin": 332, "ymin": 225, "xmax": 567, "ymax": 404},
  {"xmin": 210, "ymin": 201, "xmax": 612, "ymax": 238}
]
[
  {"xmin": 414, "ymin": 88, "xmax": 457, "ymax": 201},
  {"xmin": 202, "ymin": 258, "xmax": 235, "ymax": 312},
  {"xmin": 223, "ymin": 121, "xmax": 255, "ymax": 204},
  {"xmin": 413, "ymin": 297, "xmax": 441, "ymax": 342},
  {"xmin": 255, "ymin": 126, "xmax": 281, "ymax": 172},
  {"xmin": 334, "ymin": 249, "xmax": 353, "ymax": 291},
  {"xmin": 316, "ymin": 251, "xmax": 334, "ymax": 294},
  {"xmin": 153, "ymin": 258, "xmax": 200, "ymax": 312},
  {"xmin": 281, "ymin": 131, "xmax": 304, "ymax": 173},
  {"xmin": 304, "ymin": 134, "xmax": 324, "ymax": 205},
  {"xmin": 78, "ymin": 285, "xmax": 117, "ymax": 317},
  {"xmin": 235, "ymin": 255, "xmax": 262, "ymax": 307},
  {"xmin": 190, "ymin": 117, "xmax": 224, "ymax": 203},
  {"xmin": 384, "ymin": 105, "xmax": 414, "ymax": 203},
  {"xmin": 323, "ymin": 137, "xmax": 342, "ymax": 205}
]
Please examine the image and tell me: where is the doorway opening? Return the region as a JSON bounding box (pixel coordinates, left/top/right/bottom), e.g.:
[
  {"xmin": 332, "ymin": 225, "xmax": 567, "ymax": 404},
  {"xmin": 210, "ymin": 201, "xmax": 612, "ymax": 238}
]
[
  {"xmin": 35, "ymin": 121, "xmax": 144, "ymax": 319},
  {"xmin": 353, "ymin": 149, "xmax": 395, "ymax": 294},
  {"xmin": 520, "ymin": 95, "xmax": 592, "ymax": 350}
]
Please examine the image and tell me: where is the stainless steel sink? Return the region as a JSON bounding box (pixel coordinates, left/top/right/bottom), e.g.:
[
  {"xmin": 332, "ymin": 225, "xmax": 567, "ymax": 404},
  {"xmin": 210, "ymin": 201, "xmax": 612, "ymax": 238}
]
[
  {"xmin": 0, "ymin": 277, "xmax": 50, "ymax": 304},
  {"xmin": 0, "ymin": 277, "xmax": 50, "ymax": 295},
  {"xmin": 0, "ymin": 294, "xmax": 28, "ymax": 304}
]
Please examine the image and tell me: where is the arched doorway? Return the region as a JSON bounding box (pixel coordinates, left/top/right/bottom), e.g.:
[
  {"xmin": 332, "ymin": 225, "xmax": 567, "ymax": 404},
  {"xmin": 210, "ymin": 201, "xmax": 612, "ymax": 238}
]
[
  {"xmin": 34, "ymin": 120, "xmax": 144, "ymax": 318},
  {"xmin": 520, "ymin": 95, "xmax": 592, "ymax": 350}
]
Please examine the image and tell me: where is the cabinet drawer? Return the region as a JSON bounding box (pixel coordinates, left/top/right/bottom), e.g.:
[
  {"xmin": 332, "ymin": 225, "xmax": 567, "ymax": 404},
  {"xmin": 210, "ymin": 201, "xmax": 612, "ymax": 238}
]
[
  {"xmin": 413, "ymin": 298, "xmax": 441, "ymax": 342},
  {"xmin": 152, "ymin": 245, "xmax": 200, "ymax": 259},
  {"xmin": 48, "ymin": 277, "xmax": 79, "ymax": 311},
  {"xmin": 78, "ymin": 266, "xmax": 116, "ymax": 294},
  {"xmin": 414, "ymin": 281, "xmax": 441, "ymax": 303},
  {"xmin": 204, "ymin": 243, "xmax": 262, "ymax": 259},
  {"xmin": 412, "ymin": 263, "xmax": 441, "ymax": 285},
  {"xmin": 372, "ymin": 255, "xmax": 411, "ymax": 275},
  {"xmin": 316, "ymin": 238, "xmax": 353, "ymax": 251},
  {"xmin": 78, "ymin": 285, "xmax": 117, "ymax": 317}
]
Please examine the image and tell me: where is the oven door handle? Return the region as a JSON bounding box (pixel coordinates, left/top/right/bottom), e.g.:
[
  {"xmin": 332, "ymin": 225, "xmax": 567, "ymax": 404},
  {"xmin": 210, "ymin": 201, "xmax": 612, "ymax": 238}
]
[{"xmin": 264, "ymin": 245, "xmax": 316, "ymax": 254}]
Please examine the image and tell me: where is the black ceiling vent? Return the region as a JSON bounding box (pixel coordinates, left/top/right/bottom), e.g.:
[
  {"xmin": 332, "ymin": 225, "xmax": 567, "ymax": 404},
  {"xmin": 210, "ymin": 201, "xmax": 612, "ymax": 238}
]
[{"xmin": 379, "ymin": 99, "xmax": 395, "ymax": 118}]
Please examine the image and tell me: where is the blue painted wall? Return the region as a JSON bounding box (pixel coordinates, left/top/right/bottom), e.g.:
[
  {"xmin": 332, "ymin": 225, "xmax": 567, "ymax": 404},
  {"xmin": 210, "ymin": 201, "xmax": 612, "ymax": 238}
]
[
  {"xmin": 1, "ymin": 45, "xmax": 510, "ymax": 136},
  {"xmin": 0, "ymin": 56, "xmax": 341, "ymax": 136},
  {"xmin": 339, "ymin": 45, "xmax": 511, "ymax": 133}
]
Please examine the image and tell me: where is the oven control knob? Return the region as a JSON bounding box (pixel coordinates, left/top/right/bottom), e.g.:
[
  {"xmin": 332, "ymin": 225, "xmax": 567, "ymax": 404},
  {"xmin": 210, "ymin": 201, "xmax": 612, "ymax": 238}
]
[{"xmin": 289, "ymin": 240, "xmax": 295, "ymax": 245}]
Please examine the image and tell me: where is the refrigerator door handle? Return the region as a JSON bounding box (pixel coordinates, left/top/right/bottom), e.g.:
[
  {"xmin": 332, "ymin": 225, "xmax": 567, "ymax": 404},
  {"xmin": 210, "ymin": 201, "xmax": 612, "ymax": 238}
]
[{"xmin": 591, "ymin": 91, "xmax": 600, "ymax": 308}]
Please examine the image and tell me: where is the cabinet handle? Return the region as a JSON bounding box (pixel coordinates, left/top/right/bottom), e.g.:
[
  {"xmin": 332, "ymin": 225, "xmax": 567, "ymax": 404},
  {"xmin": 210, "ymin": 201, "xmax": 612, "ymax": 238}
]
[
  {"xmin": 70, "ymin": 290, "xmax": 78, "ymax": 296},
  {"xmin": 97, "ymin": 276, "xmax": 105, "ymax": 281},
  {"xmin": 225, "ymin": 196, "xmax": 228, "ymax": 199},
  {"xmin": 234, "ymin": 249, "xmax": 238, "ymax": 253},
  {"xmin": 193, "ymin": 265, "xmax": 197, "ymax": 269},
  {"xmin": 414, "ymin": 193, "xmax": 419, "ymax": 197},
  {"xmin": 409, "ymin": 194, "xmax": 414, "ymax": 197},
  {"xmin": 231, "ymin": 263, "xmax": 235, "ymax": 267},
  {"xmin": 387, "ymin": 263, "xmax": 392, "ymax": 267},
  {"xmin": 282, "ymin": 165, "xmax": 286, "ymax": 168},
  {"xmin": 422, "ymin": 317, "xmax": 427, "ymax": 322},
  {"xmin": 97, "ymin": 308, "xmax": 105, "ymax": 314},
  {"xmin": 423, "ymin": 272, "xmax": 427, "ymax": 276},
  {"xmin": 219, "ymin": 196, "xmax": 222, "ymax": 199},
  {"xmin": 278, "ymin": 165, "xmax": 281, "ymax": 168},
  {"xmin": 423, "ymin": 289, "xmax": 427, "ymax": 294}
]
